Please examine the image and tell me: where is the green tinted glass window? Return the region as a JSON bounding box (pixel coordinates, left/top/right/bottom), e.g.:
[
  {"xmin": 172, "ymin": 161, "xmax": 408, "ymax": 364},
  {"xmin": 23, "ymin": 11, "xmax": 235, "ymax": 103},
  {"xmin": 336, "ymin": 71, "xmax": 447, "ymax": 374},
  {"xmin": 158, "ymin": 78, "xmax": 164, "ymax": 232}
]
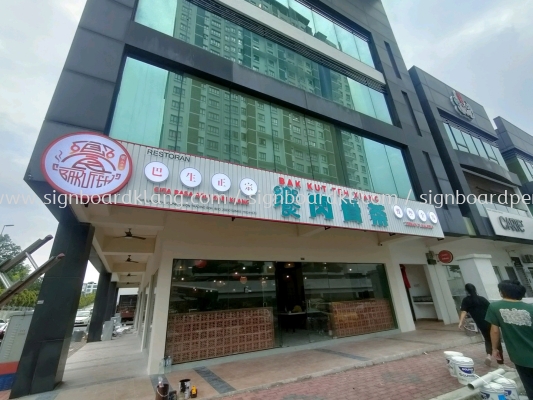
[
  {"xmin": 135, "ymin": 0, "xmax": 390, "ymax": 124},
  {"xmin": 442, "ymin": 123, "xmax": 458, "ymax": 150}
]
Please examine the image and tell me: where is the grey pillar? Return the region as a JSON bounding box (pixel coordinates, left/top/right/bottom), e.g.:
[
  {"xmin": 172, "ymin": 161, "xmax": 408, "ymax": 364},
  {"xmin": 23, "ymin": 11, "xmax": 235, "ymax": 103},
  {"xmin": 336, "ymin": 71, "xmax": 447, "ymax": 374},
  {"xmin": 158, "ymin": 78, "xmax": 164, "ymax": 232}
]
[
  {"xmin": 104, "ymin": 282, "xmax": 118, "ymax": 321},
  {"xmin": 87, "ymin": 272, "xmax": 111, "ymax": 342},
  {"xmin": 10, "ymin": 222, "xmax": 94, "ymax": 398}
]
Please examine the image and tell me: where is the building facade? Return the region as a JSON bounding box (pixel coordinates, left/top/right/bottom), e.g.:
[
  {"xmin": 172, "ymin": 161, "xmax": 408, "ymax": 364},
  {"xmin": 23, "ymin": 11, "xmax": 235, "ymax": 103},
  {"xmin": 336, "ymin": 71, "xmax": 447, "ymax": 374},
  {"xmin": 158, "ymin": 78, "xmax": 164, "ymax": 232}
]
[
  {"xmin": 82, "ymin": 282, "xmax": 98, "ymax": 295},
  {"xmin": 12, "ymin": 0, "xmax": 517, "ymax": 396},
  {"xmin": 409, "ymin": 66, "xmax": 533, "ymax": 305}
]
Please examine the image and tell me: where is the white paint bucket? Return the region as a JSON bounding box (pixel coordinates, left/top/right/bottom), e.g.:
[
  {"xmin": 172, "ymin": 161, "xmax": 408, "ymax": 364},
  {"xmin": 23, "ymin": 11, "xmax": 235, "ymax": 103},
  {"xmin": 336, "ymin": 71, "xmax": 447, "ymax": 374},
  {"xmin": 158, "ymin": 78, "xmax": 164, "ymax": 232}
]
[
  {"xmin": 479, "ymin": 382, "xmax": 505, "ymax": 400},
  {"xmin": 444, "ymin": 351, "xmax": 463, "ymax": 377},
  {"xmin": 494, "ymin": 377, "xmax": 519, "ymax": 400},
  {"xmin": 452, "ymin": 356, "xmax": 475, "ymax": 385}
]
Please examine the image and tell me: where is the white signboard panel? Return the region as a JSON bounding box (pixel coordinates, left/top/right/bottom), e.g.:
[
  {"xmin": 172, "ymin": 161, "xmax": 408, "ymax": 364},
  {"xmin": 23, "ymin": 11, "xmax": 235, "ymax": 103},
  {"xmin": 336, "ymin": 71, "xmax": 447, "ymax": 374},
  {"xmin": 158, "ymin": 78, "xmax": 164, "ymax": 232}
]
[
  {"xmin": 486, "ymin": 208, "xmax": 533, "ymax": 240},
  {"xmin": 112, "ymin": 142, "xmax": 444, "ymax": 238}
]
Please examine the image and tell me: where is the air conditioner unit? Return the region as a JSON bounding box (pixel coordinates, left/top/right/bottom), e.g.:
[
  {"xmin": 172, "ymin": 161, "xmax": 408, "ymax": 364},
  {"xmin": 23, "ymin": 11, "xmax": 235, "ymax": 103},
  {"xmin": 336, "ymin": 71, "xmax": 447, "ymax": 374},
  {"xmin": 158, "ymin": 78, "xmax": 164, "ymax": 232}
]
[{"xmin": 521, "ymin": 255, "xmax": 533, "ymax": 264}]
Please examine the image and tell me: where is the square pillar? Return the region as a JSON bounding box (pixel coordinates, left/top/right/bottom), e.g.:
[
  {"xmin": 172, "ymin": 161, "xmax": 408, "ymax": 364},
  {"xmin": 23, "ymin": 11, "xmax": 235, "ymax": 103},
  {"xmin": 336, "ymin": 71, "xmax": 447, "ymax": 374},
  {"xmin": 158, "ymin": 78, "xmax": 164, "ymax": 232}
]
[
  {"xmin": 384, "ymin": 246, "xmax": 416, "ymax": 333},
  {"xmin": 104, "ymin": 282, "xmax": 118, "ymax": 321},
  {"xmin": 10, "ymin": 222, "xmax": 94, "ymax": 398},
  {"xmin": 87, "ymin": 272, "xmax": 111, "ymax": 342},
  {"xmin": 141, "ymin": 275, "xmax": 155, "ymax": 351},
  {"xmin": 147, "ymin": 250, "xmax": 173, "ymax": 374},
  {"xmin": 456, "ymin": 254, "xmax": 500, "ymax": 300},
  {"xmin": 423, "ymin": 264, "xmax": 459, "ymax": 324}
]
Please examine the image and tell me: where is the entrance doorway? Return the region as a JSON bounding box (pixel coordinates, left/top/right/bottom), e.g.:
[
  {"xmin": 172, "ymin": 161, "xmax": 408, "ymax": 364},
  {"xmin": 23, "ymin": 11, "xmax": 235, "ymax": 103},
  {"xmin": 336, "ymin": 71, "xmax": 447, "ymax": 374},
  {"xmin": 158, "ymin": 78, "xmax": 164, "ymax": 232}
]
[{"xmin": 275, "ymin": 262, "xmax": 332, "ymax": 347}]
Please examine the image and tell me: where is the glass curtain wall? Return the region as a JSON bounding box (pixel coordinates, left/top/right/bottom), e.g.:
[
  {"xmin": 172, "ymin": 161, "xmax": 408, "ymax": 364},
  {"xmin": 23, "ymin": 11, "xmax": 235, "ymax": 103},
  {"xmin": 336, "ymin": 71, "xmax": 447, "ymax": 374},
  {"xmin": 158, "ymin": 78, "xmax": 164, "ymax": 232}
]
[
  {"xmin": 340, "ymin": 129, "xmax": 415, "ymax": 199},
  {"xmin": 442, "ymin": 122, "xmax": 507, "ymax": 169},
  {"xmin": 134, "ymin": 0, "xmax": 392, "ymax": 124},
  {"xmin": 110, "ymin": 57, "xmax": 414, "ymax": 198},
  {"xmin": 506, "ymin": 156, "xmax": 533, "ymax": 184},
  {"xmin": 243, "ymin": 0, "xmax": 375, "ymax": 67}
]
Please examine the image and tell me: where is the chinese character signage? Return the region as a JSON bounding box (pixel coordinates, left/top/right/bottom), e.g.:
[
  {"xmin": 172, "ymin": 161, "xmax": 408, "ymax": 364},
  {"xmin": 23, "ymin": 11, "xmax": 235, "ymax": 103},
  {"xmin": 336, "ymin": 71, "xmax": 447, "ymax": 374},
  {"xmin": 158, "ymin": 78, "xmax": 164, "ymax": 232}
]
[
  {"xmin": 43, "ymin": 135, "xmax": 444, "ymax": 238},
  {"xmin": 41, "ymin": 132, "xmax": 132, "ymax": 196}
]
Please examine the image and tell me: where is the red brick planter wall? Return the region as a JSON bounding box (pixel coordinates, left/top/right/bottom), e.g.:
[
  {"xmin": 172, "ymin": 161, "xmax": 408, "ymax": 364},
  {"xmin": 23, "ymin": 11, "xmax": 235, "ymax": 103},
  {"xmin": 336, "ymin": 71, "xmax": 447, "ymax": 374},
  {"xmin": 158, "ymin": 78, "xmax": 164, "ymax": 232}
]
[
  {"xmin": 331, "ymin": 299, "xmax": 395, "ymax": 338},
  {"xmin": 165, "ymin": 307, "xmax": 275, "ymax": 364}
]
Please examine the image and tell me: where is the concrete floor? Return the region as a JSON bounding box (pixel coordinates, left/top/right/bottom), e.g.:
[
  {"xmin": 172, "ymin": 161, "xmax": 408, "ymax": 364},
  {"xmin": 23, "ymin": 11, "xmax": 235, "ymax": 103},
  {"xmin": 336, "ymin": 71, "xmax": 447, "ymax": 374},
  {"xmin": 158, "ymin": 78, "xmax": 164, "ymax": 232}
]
[{"xmin": 0, "ymin": 321, "xmax": 484, "ymax": 400}]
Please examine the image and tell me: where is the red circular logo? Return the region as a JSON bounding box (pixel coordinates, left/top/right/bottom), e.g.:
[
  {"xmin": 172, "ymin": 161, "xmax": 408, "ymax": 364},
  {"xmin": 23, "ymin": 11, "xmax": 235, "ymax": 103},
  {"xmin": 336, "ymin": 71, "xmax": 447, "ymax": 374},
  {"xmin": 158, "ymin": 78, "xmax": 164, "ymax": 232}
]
[
  {"xmin": 438, "ymin": 250, "xmax": 454, "ymax": 264},
  {"xmin": 41, "ymin": 132, "xmax": 132, "ymax": 196}
]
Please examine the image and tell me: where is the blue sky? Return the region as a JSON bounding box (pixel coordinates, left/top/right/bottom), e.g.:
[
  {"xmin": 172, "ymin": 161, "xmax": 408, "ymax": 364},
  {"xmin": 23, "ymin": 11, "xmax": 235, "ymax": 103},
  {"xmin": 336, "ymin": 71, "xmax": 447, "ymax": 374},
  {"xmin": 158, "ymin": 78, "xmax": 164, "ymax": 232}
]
[{"xmin": 0, "ymin": 0, "xmax": 532, "ymax": 282}]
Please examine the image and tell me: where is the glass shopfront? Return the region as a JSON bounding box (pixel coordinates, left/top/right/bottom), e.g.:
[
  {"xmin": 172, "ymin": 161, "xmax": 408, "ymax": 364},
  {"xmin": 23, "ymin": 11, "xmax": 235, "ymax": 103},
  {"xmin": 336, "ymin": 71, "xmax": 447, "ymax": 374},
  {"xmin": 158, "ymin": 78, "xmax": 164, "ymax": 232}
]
[{"xmin": 166, "ymin": 260, "xmax": 396, "ymax": 364}]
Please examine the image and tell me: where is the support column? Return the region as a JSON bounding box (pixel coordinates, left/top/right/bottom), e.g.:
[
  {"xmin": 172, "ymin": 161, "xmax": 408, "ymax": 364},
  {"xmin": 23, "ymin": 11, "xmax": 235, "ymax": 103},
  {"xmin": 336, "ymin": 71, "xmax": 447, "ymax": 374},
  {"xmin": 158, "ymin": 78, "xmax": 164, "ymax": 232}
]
[
  {"xmin": 435, "ymin": 265, "xmax": 460, "ymax": 323},
  {"xmin": 457, "ymin": 254, "xmax": 500, "ymax": 300},
  {"xmin": 384, "ymin": 244, "xmax": 416, "ymax": 333},
  {"xmin": 10, "ymin": 222, "xmax": 94, "ymax": 398},
  {"xmin": 147, "ymin": 251, "xmax": 173, "ymax": 374},
  {"xmin": 424, "ymin": 264, "xmax": 459, "ymax": 324},
  {"xmin": 141, "ymin": 277, "xmax": 155, "ymax": 351},
  {"xmin": 133, "ymin": 291, "xmax": 144, "ymax": 332},
  {"xmin": 104, "ymin": 282, "xmax": 118, "ymax": 321},
  {"xmin": 87, "ymin": 272, "xmax": 111, "ymax": 342}
]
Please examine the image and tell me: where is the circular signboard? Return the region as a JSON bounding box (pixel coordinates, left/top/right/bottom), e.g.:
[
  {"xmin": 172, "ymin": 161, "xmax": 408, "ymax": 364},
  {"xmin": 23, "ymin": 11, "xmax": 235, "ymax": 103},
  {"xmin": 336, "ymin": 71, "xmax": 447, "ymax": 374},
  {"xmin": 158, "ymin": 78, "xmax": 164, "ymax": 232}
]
[
  {"xmin": 392, "ymin": 205, "xmax": 403, "ymax": 218},
  {"xmin": 145, "ymin": 161, "xmax": 169, "ymax": 183},
  {"xmin": 405, "ymin": 208, "xmax": 416, "ymax": 221},
  {"xmin": 211, "ymin": 173, "xmax": 231, "ymax": 192},
  {"xmin": 429, "ymin": 211, "xmax": 439, "ymax": 224},
  {"xmin": 438, "ymin": 250, "xmax": 454, "ymax": 264},
  {"xmin": 180, "ymin": 167, "xmax": 202, "ymax": 188},
  {"xmin": 418, "ymin": 210, "xmax": 427, "ymax": 222},
  {"xmin": 240, "ymin": 178, "xmax": 258, "ymax": 196},
  {"xmin": 41, "ymin": 132, "xmax": 132, "ymax": 196}
]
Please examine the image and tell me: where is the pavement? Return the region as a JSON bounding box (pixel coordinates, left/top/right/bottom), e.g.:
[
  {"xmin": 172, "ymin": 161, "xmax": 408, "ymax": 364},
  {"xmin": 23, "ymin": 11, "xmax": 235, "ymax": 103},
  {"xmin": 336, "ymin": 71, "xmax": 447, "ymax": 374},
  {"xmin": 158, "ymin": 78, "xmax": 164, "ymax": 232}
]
[{"xmin": 0, "ymin": 321, "xmax": 528, "ymax": 400}]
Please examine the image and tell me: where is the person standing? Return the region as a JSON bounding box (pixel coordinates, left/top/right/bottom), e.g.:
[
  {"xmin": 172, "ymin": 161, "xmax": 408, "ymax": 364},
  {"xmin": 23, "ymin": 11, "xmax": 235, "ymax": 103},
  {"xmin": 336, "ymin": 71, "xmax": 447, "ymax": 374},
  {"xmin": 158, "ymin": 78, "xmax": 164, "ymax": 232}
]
[
  {"xmin": 486, "ymin": 280, "xmax": 533, "ymax": 400},
  {"xmin": 458, "ymin": 283, "xmax": 504, "ymax": 366}
]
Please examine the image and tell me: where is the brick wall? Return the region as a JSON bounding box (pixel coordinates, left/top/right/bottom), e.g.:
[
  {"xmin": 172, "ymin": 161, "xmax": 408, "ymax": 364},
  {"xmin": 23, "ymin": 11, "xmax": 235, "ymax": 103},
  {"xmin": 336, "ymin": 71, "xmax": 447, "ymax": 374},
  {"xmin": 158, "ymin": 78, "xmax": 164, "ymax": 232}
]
[
  {"xmin": 165, "ymin": 307, "xmax": 275, "ymax": 364},
  {"xmin": 331, "ymin": 299, "xmax": 395, "ymax": 338}
]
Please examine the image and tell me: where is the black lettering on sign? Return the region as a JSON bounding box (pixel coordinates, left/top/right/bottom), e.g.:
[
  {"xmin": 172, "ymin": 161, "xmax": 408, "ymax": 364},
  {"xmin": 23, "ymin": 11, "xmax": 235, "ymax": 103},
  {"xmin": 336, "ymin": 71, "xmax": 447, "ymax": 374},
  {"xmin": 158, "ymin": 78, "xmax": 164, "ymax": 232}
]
[{"xmin": 499, "ymin": 216, "xmax": 525, "ymax": 232}]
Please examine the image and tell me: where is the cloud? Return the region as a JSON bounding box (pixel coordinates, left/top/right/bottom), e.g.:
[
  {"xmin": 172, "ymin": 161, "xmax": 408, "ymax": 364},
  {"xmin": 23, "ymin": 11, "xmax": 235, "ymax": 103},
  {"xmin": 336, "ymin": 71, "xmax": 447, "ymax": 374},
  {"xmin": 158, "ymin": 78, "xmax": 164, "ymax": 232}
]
[{"xmin": 383, "ymin": 0, "xmax": 533, "ymax": 134}]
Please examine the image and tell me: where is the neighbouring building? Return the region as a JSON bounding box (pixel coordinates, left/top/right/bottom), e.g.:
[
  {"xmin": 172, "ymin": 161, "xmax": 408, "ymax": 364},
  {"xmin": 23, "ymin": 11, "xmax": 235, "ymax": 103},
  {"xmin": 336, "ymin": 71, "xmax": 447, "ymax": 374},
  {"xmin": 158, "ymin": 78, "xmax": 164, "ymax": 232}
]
[
  {"xmin": 81, "ymin": 281, "xmax": 98, "ymax": 294},
  {"xmin": 12, "ymin": 0, "xmax": 518, "ymax": 397},
  {"xmin": 409, "ymin": 66, "xmax": 533, "ymax": 307}
]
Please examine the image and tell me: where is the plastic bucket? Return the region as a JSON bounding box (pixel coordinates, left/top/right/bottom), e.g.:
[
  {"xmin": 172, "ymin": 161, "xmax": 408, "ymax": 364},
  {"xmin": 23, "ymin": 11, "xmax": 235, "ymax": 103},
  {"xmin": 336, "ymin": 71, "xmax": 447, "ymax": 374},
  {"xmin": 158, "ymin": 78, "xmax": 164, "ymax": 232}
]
[
  {"xmin": 444, "ymin": 351, "xmax": 463, "ymax": 377},
  {"xmin": 453, "ymin": 356, "xmax": 475, "ymax": 385},
  {"xmin": 479, "ymin": 382, "xmax": 505, "ymax": 400},
  {"xmin": 494, "ymin": 377, "xmax": 519, "ymax": 400}
]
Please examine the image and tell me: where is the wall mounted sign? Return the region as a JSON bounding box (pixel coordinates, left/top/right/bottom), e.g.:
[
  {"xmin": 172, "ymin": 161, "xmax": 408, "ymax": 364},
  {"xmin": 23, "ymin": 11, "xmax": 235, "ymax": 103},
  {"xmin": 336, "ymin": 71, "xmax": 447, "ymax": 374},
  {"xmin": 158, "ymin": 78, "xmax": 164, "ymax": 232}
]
[
  {"xmin": 438, "ymin": 250, "xmax": 454, "ymax": 264},
  {"xmin": 450, "ymin": 90, "xmax": 474, "ymax": 120},
  {"xmin": 41, "ymin": 132, "xmax": 132, "ymax": 196},
  {"xmin": 486, "ymin": 208, "xmax": 533, "ymax": 240},
  {"xmin": 108, "ymin": 142, "xmax": 445, "ymax": 238},
  {"xmin": 144, "ymin": 161, "xmax": 169, "ymax": 183}
]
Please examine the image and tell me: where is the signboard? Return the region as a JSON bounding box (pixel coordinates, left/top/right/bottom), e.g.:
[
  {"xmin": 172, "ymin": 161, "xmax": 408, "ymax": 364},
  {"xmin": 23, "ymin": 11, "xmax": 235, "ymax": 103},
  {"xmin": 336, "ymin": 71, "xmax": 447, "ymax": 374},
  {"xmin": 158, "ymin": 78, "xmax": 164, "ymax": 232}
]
[
  {"xmin": 108, "ymin": 141, "xmax": 444, "ymax": 238},
  {"xmin": 438, "ymin": 250, "xmax": 454, "ymax": 264},
  {"xmin": 41, "ymin": 134, "xmax": 444, "ymax": 238},
  {"xmin": 486, "ymin": 208, "xmax": 533, "ymax": 240},
  {"xmin": 41, "ymin": 132, "xmax": 132, "ymax": 196},
  {"xmin": 450, "ymin": 90, "xmax": 474, "ymax": 120}
]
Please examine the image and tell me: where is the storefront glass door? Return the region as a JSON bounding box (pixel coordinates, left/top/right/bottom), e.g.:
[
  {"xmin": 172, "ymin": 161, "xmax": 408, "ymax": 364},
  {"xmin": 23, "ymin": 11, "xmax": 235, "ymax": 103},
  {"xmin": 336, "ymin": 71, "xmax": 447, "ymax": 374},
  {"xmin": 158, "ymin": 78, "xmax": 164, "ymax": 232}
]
[{"xmin": 166, "ymin": 260, "xmax": 280, "ymax": 364}]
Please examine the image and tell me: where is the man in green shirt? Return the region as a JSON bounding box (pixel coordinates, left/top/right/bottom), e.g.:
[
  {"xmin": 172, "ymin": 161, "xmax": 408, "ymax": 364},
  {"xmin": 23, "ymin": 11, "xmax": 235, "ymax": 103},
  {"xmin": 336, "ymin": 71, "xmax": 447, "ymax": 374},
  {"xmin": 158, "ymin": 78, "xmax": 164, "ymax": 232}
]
[{"xmin": 485, "ymin": 280, "xmax": 533, "ymax": 399}]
